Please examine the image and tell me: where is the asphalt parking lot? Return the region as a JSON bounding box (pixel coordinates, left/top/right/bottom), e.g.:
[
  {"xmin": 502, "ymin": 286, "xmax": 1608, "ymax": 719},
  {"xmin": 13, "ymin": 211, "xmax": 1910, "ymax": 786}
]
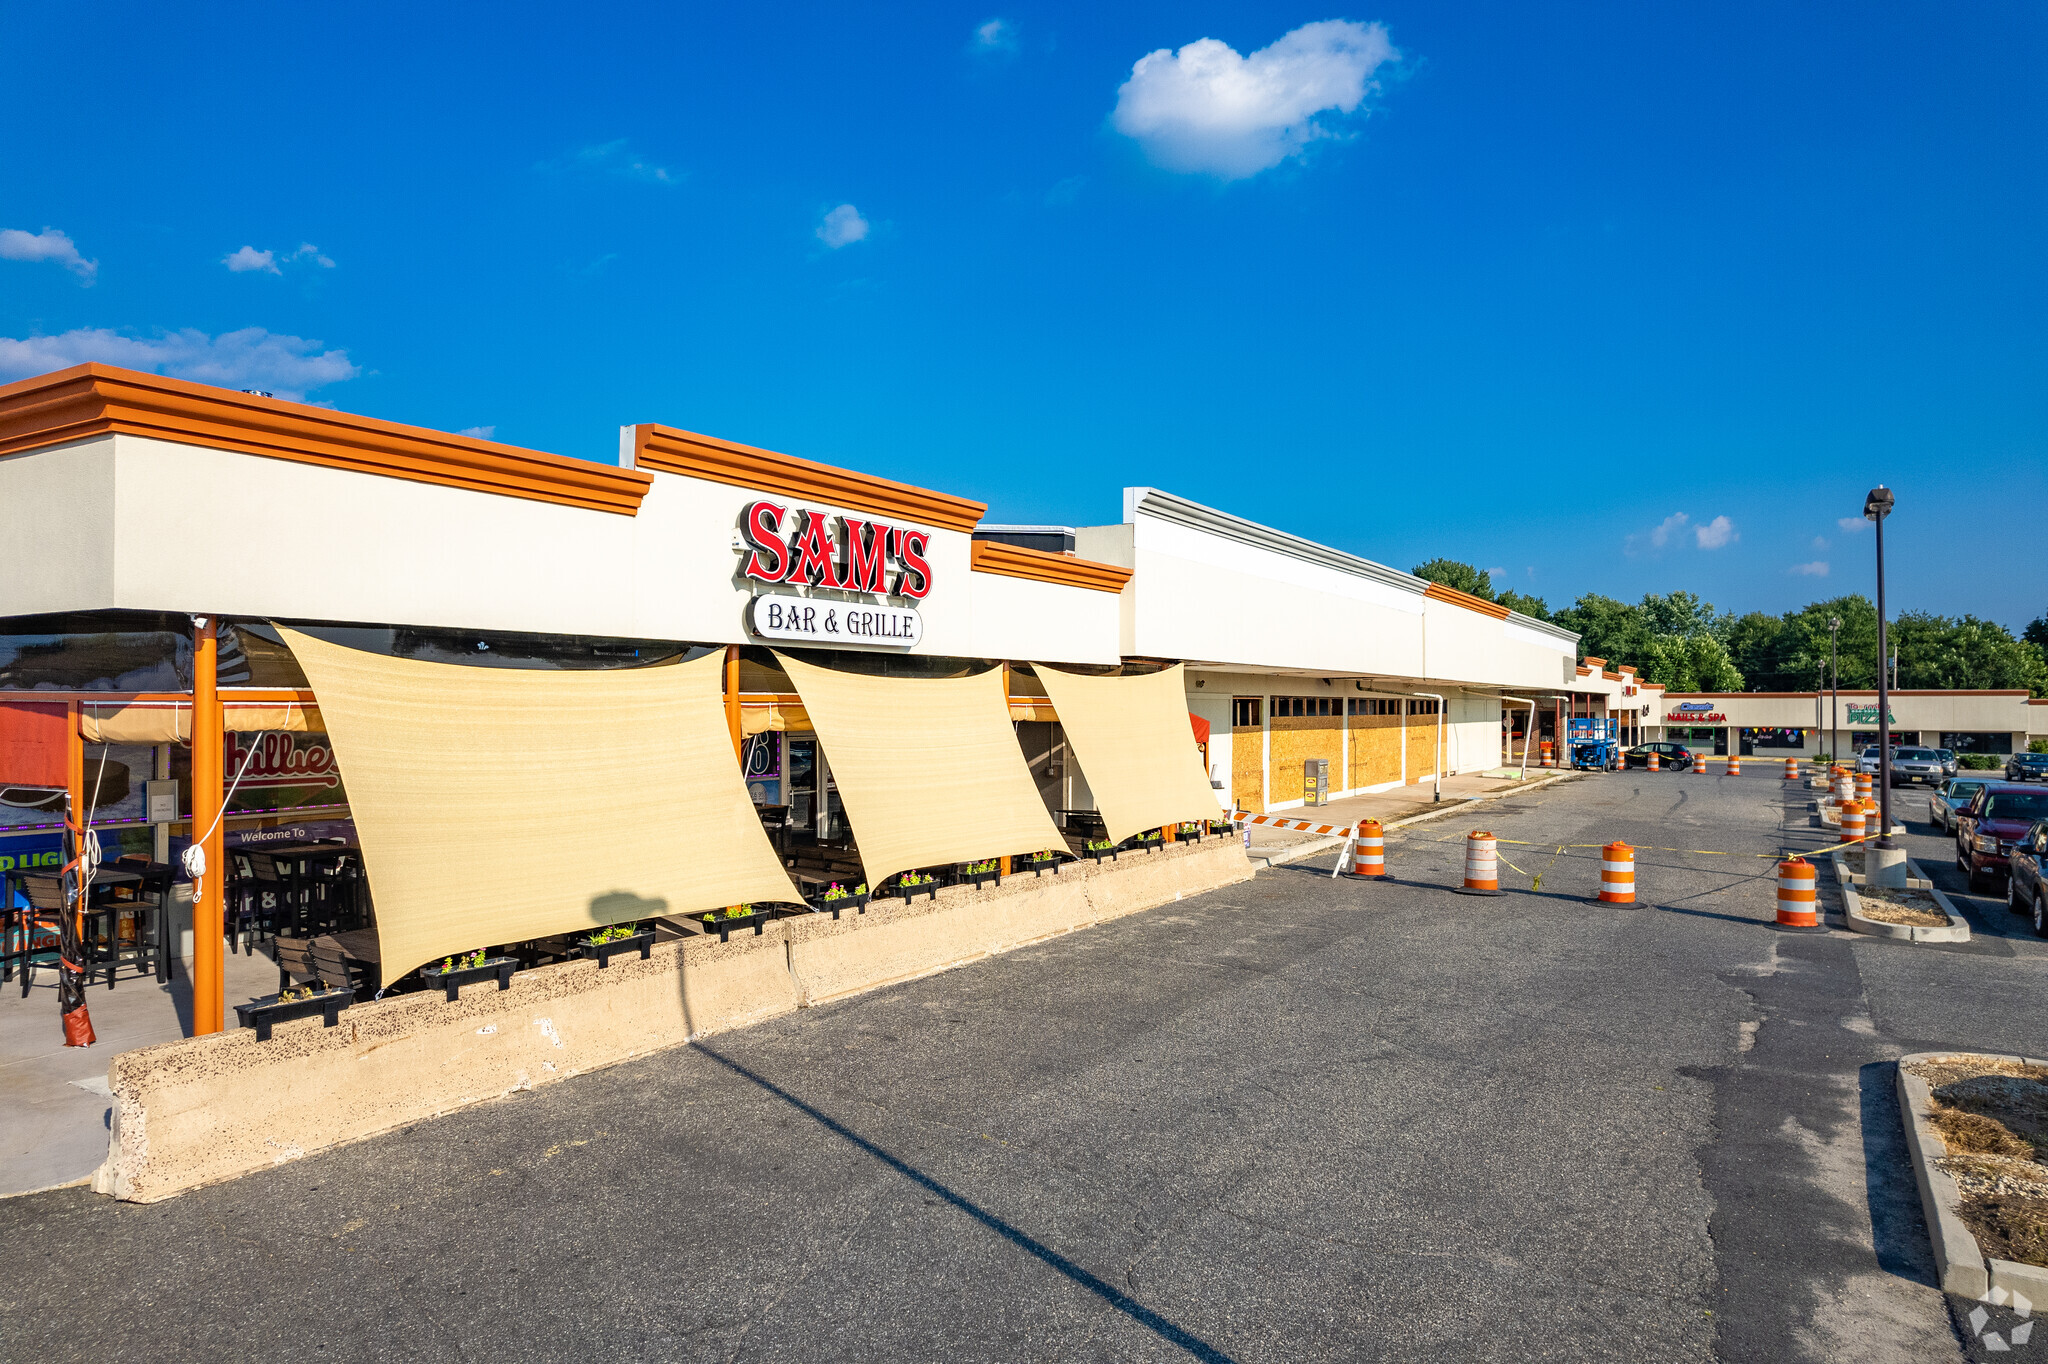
[{"xmin": 5, "ymin": 770, "xmax": 2041, "ymax": 1362}]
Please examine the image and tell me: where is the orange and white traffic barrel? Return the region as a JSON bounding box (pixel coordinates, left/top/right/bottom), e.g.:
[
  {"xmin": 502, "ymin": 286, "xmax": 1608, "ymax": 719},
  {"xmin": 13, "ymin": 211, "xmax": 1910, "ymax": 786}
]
[
  {"xmin": 1351, "ymin": 819, "xmax": 1386, "ymax": 877},
  {"xmin": 1596, "ymin": 841, "xmax": 1636, "ymax": 906},
  {"xmin": 1840, "ymin": 799, "xmax": 1865, "ymax": 843},
  {"xmin": 1834, "ymin": 774, "xmax": 1854, "ymax": 805},
  {"xmin": 1855, "ymin": 771, "xmax": 1872, "ymax": 801},
  {"xmin": 1783, "ymin": 757, "xmax": 1799, "ymax": 780},
  {"xmin": 1647, "ymin": 749, "xmax": 1660, "ymax": 773},
  {"xmin": 1540, "ymin": 740, "xmax": 1554, "ymax": 769},
  {"xmin": 1456, "ymin": 830, "xmax": 1501, "ymax": 895},
  {"xmin": 1776, "ymin": 857, "xmax": 1819, "ymax": 928},
  {"xmin": 1727, "ymin": 754, "xmax": 1741, "ymax": 775}
]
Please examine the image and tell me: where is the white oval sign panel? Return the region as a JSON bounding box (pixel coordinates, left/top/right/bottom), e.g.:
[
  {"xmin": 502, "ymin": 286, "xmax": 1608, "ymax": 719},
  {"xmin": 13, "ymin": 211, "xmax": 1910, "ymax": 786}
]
[{"xmin": 747, "ymin": 595, "xmax": 923, "ymax": 649}]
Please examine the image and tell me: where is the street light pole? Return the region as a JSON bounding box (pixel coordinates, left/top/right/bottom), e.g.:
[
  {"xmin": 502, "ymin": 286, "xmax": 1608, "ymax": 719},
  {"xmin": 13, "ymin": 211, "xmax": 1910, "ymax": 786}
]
[
  {"xmin": 1828, "ymin": 616, "xmax": 1840, "ymax": 768},
  {"xmin": 1864, "ymin": 486, "xmax": 1898, "ymax": 877}
]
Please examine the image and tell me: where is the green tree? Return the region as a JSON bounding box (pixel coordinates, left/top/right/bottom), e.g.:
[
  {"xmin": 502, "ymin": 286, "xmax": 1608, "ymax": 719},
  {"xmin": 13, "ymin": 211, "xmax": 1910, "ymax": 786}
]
[
  {"xmin": 1552, "ymin": 593, "xmax": 1649, "ymax": 665},
  {"xmin": 1410, "ymin": 559, "xmax": 1497, "ymax": 601},
  {"xmin": 1892, "ymin": 613, "xmax": 2048, "ymax": 694},
  {"xmin": 2024, "ymin": 615, "xmax": 2048, "ymax": 652},
  {"xmin": 1495, "ymin": 589, "xmax": 1551, "ymax": 621}
]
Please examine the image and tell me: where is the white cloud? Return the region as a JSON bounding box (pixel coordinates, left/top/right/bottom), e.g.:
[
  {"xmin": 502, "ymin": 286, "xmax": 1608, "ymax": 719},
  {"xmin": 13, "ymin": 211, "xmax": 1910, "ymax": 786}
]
[
  {"xmin": 1695, "ymin": 515, "xmax": 1737, "ymax": 549},
  {"xmin": 569, "ymin": 140, "xmax": 677, "ymax": 184},
  {"xmin": 1648, "ymin": 512, "xmax": 1690, "ymax": 549},
  {"xmin": 1111, "ymin": 19, "xmax": 1400, "ymax": 179},
  {"xmin": 972, "ymin": 18, "xmax": 1017, "ymax": 52},
  {"xmin": 1486, "ymin": 567, "xmax": 1506, "ymax": 581},
  {"xmin": 223, "ymin": 245, "xmax": 280, "ymax": 274},
  {"xmin": 1837, "ymin": 516, "xmax": 1868, "ymax": 533},
  {"xmin": 1811, "ymin": 536, "xmax": 1829, "ymax": 550},
  {"xmin": 226, "ymin": 242, "xmax": 336, "ymax": 274},
  {"xmin": 816, "ymin": 204, "xmax": 870, "ymax": 249},
  {"xmin": 0, "ymin": 326, "xmax": 359, "ymax": 401},
  {"xmin": 1790, "ymin": 560, "xmax": 1830, "ymax": 577},
  {"xmin": 458, "ymin": 425, "xmax": 496, "ymax": 440},
  {"xmin": 0, "ymin": 227, "xmax": 98, "ymax": 284}
]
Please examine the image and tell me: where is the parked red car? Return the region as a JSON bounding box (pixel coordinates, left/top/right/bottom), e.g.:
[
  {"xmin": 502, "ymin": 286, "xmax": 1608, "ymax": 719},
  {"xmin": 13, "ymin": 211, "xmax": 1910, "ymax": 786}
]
[{"xmin": 1955, "ymin": 783, "xmax": 2048, "ymax": 892}]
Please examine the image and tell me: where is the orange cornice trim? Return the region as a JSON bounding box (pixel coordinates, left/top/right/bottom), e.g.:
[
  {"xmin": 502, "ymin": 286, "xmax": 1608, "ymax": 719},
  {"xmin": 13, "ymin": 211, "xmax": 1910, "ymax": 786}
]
[
  {"xmin": 0, "ymin": 364, "xmax": 652, "ymax": 516},
  {"xmin": 1422, "ymin": 581, "xmax": 1513, "ymax": 621},
  {"xmin": 1582, "ymin": 656, "xmax": 1608, "ymax": 667},
  {"xmin": 969, "ymin": 540, "xmax": 1132, "ymax": 594},
  {"xmin": 631, "ymin": 423, "xmax": 986, "ymax": 532}
]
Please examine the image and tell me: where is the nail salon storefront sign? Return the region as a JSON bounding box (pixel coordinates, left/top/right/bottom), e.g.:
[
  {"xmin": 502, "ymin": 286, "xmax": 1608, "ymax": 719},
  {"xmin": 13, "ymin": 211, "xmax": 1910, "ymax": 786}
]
[{"xmin": 737, "ymin": 499, "xmax": 931, "ymax": 649}]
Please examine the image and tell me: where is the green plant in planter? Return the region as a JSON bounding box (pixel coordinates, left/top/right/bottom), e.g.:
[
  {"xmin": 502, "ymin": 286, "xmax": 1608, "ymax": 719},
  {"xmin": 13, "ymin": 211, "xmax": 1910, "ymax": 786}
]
[
  {"xmin": 898, "ymin": 871, "xmax": 936, "ymax": 887},
  {"xmin": 822, "ymin": 882, "xmax": 867, "ymax": 901},
  {"xmin": 1030, "ymin": 849, "xmax": 1056, "ymax": 861},
  {"xmin": 963, "ymin": 859, "xmax": 999, "ymax": 875},
  {"xmin": 700, "ymin": 905, "xmax": 755, "ymax": 924},
  {"xmin": 438, "ymin": 948, "xmax": 487, "ymax": 973},
  {"xmin": 1177, "ymin": 822, "xmax": 1201, "ymax": 837},
  {"xmin": 587, "ymin": 921, "xmax": 643, "ymax": 945},
  {"xmin": 1086, "ymin": 838, "xmax": 1113, "ymax": 851}
]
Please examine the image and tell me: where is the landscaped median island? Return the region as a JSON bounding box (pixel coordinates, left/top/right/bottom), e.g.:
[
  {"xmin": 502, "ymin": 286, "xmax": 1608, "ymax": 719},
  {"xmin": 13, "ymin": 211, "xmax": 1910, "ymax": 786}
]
[
  {"xmin": 1898, "ymin": 1052, "xmax": 2048, "ymax": 1304},
  {"xmin": 1829, "ymin": 848, "xmax": 1970, "ymax": 943}
]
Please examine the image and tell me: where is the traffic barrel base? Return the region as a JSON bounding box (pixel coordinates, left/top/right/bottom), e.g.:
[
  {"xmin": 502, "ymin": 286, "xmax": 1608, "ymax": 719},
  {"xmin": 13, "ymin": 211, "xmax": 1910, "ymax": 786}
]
[{"xmin": 1453, "ymin": 830, "xmax": 1503, "ymax": 896}]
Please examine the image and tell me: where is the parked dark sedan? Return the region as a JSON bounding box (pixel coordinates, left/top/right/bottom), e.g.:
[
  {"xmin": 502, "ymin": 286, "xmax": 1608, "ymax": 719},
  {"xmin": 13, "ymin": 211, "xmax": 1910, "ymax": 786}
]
[
  {"xmin": 1624, "ymin": 742, "xmax": 1695, "ymax": 772},
  {"xmin": 1886, "ymin": 747, "xmax": 1947, "ymax": 787},
  {"xmin": 2006, "ymin": 751, "xmax": 2048, "ymax": 783},
  {"xmin": 1956, "ymin": 784, "xmax": 2048, "ymax": 892},
  {"xmin": 2007, "ymin": 820, "xmax": 2048, "ymax": 935}
]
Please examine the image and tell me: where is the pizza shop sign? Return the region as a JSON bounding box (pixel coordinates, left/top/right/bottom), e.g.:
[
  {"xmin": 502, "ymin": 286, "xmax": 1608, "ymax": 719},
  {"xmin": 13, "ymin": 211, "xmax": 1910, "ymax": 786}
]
[{"xmin": 736, "ymin": 500, "xmax": 932, "ymax": 647}]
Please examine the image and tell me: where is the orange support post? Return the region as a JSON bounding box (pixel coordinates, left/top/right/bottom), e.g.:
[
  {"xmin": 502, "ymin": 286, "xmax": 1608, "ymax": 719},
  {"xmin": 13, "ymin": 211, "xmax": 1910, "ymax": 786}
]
[
  {"xmin": 724, "ymin": 645, "xmax": 742, "ymax": 759},
  {"xmin": 190, "ymin": 618, "xmax": 225, "ymax": 1036}
]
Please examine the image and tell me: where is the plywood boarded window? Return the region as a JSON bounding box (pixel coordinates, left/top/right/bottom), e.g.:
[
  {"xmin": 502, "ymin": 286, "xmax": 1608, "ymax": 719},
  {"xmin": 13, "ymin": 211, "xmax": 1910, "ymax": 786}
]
[
  {"xmin": 1231, "ymin": 697, "xmax": 1263, "ymax": 814},
  {"xmin": 1405, "ymin": 698, "xmax": 1439, "ymax": 778},
  {"xmin": 1269, "ymin": 693, "xmax": 1341, "ymax": 804},
  {"xmin": 1347, "ymin": 695, "xmax": 1403, "ymax": 788}
]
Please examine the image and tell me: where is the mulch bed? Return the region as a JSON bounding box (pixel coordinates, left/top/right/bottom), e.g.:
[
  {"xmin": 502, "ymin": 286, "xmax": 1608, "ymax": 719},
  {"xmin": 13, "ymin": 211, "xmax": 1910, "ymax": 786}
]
[
  {"xmin": 1854, "ymin": 884, "xmax": 1949, "ymax": 927},
  {"xmin": 1906, "ymin": 1056, "xmax": 2048, "ymax": 1266}
]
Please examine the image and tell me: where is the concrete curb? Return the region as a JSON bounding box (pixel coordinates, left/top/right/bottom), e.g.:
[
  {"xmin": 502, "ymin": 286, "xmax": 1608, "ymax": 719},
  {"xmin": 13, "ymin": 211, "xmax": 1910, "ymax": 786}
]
[
  {"xmin": 1243, "ymin": 772, "xmax": 1579, "ymax": 871},
  {"xmin": 1831, "ymin": 854, "xmax": 1969, "ymax": 943},
  {"xmin": 1896, "ymin": 1052, "xmax": 2048, "ymax": 1300}
]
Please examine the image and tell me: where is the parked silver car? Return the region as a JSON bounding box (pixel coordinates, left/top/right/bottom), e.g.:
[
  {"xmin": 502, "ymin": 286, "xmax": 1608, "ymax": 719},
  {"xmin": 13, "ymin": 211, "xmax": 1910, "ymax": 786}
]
[
  {"xmin": 1931, "ymin": 779, "xmax": 1988, "ymax": 833},
  {"xmin": 1859, "ymin": 746, "xmax": 1946, "ymax": 786}
]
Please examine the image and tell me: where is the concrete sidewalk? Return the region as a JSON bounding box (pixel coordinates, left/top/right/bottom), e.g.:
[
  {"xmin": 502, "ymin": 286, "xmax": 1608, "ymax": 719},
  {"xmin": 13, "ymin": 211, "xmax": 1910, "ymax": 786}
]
[
  {"xmin": 1242, "ymin": 768, "xmax": 1576, "ymax": 867},
  {"xmin": 1, "ymin": 947, "xmax": 279, "ymax": 1197}
]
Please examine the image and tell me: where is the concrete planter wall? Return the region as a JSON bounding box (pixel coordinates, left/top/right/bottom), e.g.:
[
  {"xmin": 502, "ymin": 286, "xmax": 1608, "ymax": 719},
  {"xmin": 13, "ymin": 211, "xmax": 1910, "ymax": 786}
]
[{"xmin": 92, "ymin": 837, "xmax": 1253, "ymax": 1203}]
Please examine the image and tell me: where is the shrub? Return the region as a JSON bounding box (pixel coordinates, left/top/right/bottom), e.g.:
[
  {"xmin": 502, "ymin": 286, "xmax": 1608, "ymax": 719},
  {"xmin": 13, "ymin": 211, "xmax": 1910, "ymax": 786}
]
[
  {"xmin": 1961, "ymin": 754, "xmax": 2002, "ymax": 770},
  {"xmin": 2032, "ymin": 739, "xmax": 2048, "ymax": 754}
]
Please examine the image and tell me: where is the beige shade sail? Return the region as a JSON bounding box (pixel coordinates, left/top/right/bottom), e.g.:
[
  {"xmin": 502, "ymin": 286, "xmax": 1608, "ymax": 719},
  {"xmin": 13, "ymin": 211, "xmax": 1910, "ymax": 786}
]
[
  {"xmin": 1032, "ymin": 664, "xmax": 1223, "ymax": 844},
  {"xmin": 776, "ymin": 652, "xmax": 1063, "ymax": 886},
  {"xmin": 739, "ymin": 697, "xmax": 812, "ymax": 736},
  {"xmin": 77, "ymin": 701, "xmax": 325, "ymax": 744},
  {"xmin": 279, "ymin": 628, "xmax": 800, "ymax": 981}
]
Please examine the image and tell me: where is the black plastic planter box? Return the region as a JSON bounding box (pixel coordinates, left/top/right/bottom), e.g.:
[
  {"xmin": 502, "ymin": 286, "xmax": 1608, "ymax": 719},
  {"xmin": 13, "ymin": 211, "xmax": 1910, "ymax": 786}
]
[
  {"xmin": 1083, "ymin": 847, "xmax": 1117, "ymax": 864},
  {"xmin": 1176, "ymin": 825, "xmax": 1207, "ymax": 844},
  {"xmin": 891, "ymin": 880, "xmax": 941, "ymax": 904},
  {"xmin": 812, "ymin": 892, "xmax": 870, "ymax": 920},
  {"xmin": 1124, "ymin": 835, "xmax": 1164, "ymax": 854},
  {"xmin": 420, "ymin": 956, "xmax": 516, "ymax": 1002},
  {"xmin": 692, "ymin": 912, "xmax": 770, "ymax": 943},
  {"xmin": 579, "ymin": 929, "xmax": 656, "ymax": 966},
  {"xmin": 959, "ymin": 869, "xmax": 1002, "ymax": 891},
  {"xmin": 1016, "ymin": 855, "xmax": 1061, "ymax": 877},
  {"xmin": 235, "ymin": 985, "xmax": 352, "ymax": 1041}
]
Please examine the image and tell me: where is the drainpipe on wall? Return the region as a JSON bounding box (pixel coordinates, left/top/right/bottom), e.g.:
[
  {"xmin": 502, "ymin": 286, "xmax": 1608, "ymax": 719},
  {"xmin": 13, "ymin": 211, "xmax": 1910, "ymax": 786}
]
[{"xmin": 1414, "ymin": 693, "xmax": 1446, "ymax": 802}]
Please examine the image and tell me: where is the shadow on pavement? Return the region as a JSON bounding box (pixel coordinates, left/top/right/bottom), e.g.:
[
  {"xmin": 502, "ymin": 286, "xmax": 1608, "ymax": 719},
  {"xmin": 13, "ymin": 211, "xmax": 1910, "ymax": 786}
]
[
  {"xmin": 693, "ymin": 1045, "xmax": 1242, "ymax": 1364},
  {"xmin": 1859, "ymin": 1060, "xmax": 1940, "ymax": 1289}
]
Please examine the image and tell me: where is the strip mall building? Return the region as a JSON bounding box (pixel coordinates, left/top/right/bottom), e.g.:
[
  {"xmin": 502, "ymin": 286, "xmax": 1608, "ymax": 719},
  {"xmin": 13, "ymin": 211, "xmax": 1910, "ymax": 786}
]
[
  {"xmin": 0, "ymin": 365, "xmax": 1668, "ymax": 1023},
  {"xmin": 1655, "ymin": 690, "xmax": 2047, "ymax": 758}
]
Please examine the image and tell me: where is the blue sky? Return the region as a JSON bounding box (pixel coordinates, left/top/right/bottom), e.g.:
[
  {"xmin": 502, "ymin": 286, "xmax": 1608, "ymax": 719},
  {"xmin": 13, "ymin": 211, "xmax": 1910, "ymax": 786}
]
[{"xmin": 4, "ymin": 3, "xmax": 2043, "ymax": 628}]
